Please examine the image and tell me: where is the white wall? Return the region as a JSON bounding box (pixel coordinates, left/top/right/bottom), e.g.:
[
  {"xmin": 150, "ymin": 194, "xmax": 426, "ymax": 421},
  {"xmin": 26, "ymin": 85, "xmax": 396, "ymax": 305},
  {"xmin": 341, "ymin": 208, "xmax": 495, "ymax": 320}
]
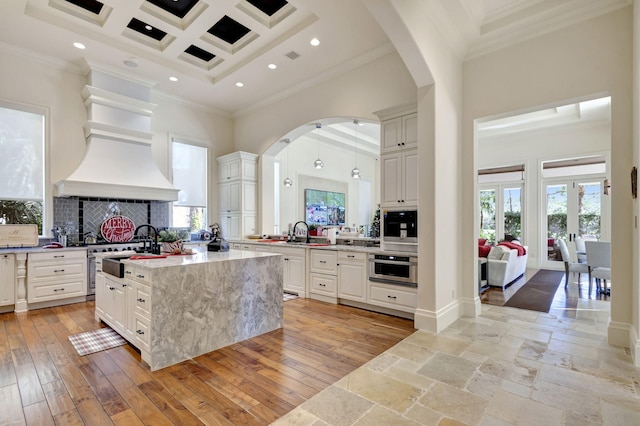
[
  {"xmin": 478, "ymin": 121, "xmax": 611, "ymax": 267},
  {"xmin": 463, "ymin": 7, "xmax": 633, "ymax": 347},
  {"xmin": 0, "ymin": 48, "xmax": 235, "ymax": 232},
  {"xmin": 276, "ymin": 135, "xmax": 379, "ymax": 233}
]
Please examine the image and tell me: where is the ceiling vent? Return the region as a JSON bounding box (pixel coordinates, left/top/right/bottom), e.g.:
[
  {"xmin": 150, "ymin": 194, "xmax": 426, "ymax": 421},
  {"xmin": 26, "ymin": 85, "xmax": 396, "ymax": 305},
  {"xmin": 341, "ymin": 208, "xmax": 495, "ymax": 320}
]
[{"xmin": 285, "ymin": 50, "xmax": 300, "ymax": 60}]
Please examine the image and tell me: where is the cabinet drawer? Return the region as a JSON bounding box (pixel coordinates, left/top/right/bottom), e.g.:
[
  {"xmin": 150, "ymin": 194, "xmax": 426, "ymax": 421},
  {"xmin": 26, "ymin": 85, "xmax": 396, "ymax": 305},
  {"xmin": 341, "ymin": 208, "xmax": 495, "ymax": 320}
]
[
  {"xmin": 28, "ymin": 279, "xmax": 86, "ymax": 303},
  {"xmin": 124, "ymin": 265, "xmax": 150, "ymax": 284},
  {"xmin": 134, "ymin": 282, "xmax": 151, "ymax": 318},
  {"xmin": 310, "ymin": 250, "xmax": 337, "ymax": 275},
  {"xmin": 29, "ymin": 250, "xmax": 86, "ymax": 262},
  {"xmin": 28, "ymin": 261, "xmax": 85, "ymax": 281},
  {"xmin": 338, "ymin": 251, "xmax": 367, "ymax": 262},
  {"xmin": 310, "ymin": 273, "xmax": 337, "ymax": 296},
  {"xmin": 369, "ymin": 283, "xmax": 417, "ymax": 311},
  {"xmin": 133, "ymin": 313, "xmax": 150, "ymax": 352}
]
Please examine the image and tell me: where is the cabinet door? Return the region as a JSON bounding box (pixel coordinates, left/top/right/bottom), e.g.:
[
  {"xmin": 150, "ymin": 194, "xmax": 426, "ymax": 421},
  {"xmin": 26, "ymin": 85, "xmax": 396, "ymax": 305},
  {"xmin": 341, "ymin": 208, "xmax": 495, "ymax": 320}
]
[
  {"xmin": 219, "ymin": 181, "xmax": 241, "ymax": 213},
  {"xmin": 124, "ymin": 281, "xmax": 136, "ymax": 340},
  {"xmin": 381, "ymin": 117, "xmax": 402, "ymax": 153},
  {"xmin": 380, "ymin": 153, "xmax": 402, "ymax": 207},
  {"xmin": 103, "ymin": 277, "xmax": 126, "ymax": 332},
  {"xmin": 220, "ymin": 215, "xmax": 241, "ymax": 240},
  {"xmin": 242, "ymin": 181, "xmax": 257, "ymax": 212},
  {"xmin": 242, "ymin": 215, "xmax": 256, "ymax": 236},
  {"xmin": 402, "ymin": 113, "xmax": 418, "ymax": 149},
  {"xmin": 338, "ymin": 262, "xmax": 366, "ymax": 302},
  {"xmin": 0, "ymin": 254, "xmax": 15, "ymax": 306},
  {"xmin": 219, "ymin": 158, "xmax": 241, "ymax": 181},
  {"xmin": 95, "ymin": 272, "xmax": 106, "ymax": 317},
  {"xmin": 402, "ymin": 150, "xmax": 418, "ymax": 206},
  {"xmin": 286, "ymin": 256, "xmax": 306, "ymax": 296}
]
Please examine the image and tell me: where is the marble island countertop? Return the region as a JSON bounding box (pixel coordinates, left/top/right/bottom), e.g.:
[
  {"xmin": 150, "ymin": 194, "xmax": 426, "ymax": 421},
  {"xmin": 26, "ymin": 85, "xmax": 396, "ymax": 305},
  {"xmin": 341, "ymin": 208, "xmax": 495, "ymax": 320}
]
[{"xmin": 116, "ymin": 249, "xmax": 280, "ymax": 269}]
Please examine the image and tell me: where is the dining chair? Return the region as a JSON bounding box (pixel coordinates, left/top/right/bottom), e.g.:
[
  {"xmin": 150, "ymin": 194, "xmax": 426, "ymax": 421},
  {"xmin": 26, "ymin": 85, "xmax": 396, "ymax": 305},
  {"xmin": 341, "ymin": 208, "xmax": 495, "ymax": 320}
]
[
  {"xmin": 585, "ymin": 240, "xmax": 611, "ymax": 296},
  {"xmin": 573, "ymin": 237, "xmax": 587, "ymax": 263},
  {"xmin": 558, "ymin": 239, "xmax": 588, "ymax": 288}
]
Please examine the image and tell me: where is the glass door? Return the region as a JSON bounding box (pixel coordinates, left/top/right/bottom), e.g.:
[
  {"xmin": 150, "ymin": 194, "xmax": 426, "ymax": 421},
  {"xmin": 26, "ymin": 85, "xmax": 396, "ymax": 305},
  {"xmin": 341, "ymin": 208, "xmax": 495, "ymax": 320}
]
[
  {"xmin": 479, "ymin": 185, "xmax": 523, "ymax": 245},
  {"xmin": 544, "ymin": 179, "xmax": 604, "ymax": 267}
]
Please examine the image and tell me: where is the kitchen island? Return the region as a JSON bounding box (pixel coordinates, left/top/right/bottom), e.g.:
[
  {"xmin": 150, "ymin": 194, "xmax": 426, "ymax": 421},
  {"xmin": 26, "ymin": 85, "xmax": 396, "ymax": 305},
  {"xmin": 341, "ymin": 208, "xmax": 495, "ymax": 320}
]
[{"xmin": 95, "ymin": 249, "xmax": 283, "ymax": 371}]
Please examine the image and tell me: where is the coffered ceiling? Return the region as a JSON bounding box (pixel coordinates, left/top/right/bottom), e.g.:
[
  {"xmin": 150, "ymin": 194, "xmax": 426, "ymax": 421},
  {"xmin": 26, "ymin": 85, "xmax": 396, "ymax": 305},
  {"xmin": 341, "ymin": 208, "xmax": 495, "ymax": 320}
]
[{"xmin": 0, "ymin": 0, "xmax": 630, "ymax": 116}]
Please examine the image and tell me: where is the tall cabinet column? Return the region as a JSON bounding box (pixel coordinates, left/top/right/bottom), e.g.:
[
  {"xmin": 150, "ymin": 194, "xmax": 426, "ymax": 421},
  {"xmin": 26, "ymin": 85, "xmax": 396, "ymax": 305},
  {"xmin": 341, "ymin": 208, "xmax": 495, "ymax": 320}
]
[{"xmin": 217, "ymin": 152, "xmax": 258, "ymax": 240}]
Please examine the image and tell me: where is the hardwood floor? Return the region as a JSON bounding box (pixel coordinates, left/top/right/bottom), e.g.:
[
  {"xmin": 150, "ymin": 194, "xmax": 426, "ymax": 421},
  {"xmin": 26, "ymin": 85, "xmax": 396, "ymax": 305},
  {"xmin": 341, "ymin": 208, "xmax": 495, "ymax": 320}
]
[{"xmin": 0, "ymin": 298, "xmax": 415, "ymax": 425}]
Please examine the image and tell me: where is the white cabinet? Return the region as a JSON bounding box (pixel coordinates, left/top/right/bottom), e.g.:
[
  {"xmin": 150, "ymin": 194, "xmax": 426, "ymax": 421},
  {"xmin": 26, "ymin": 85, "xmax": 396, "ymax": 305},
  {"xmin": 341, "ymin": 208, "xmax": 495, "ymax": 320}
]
[
  {"xmin": 27, "ymin": 250, "xmax": 87, "ymax": 304},
  {"xmin": 380, "ymin": 149, "xmax": 418, "ymax": 208},
  {"xmin": 310, "ymin": 250, "xmax": 337, "ymax": 300},
  {"xmin": 217, "ymin": 151, "xmax": 258, "ymax": 239},
  {"xmin": 270, "ymin": 246, "xmax": 307, "ymax": 297},
  {"xmin": 369, "ymin": 282, "xmax": 417, "ymax": 313},
  {"xmin": 381, "ymin": 112, "xmax": 417, "ymax": 154},
  {"xmin": 0, "ymin": 254, "xmax": 16, "ymax": 307},
  {"xmin": 337, "ymin": 251, "xmax": 367, "ymax": 303}
]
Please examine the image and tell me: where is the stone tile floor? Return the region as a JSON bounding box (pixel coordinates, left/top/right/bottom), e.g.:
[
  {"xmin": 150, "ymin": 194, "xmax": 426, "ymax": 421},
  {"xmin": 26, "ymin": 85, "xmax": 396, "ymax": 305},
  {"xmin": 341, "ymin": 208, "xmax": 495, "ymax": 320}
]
[{"xmin": 274, "ymin": 271, "xmax": 640, "ymax": 425}]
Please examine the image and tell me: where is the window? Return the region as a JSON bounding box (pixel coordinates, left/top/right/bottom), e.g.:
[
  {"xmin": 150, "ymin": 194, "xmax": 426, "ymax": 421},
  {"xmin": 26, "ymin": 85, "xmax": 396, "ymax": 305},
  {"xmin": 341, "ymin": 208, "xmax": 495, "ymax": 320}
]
[
  {"xmin": 171, "ymin": 140, "xmax": 207, "ymax": 232},
  {"xmin": 0, "ymin": 103, "xmax": 45, "ymax": 234},
  {"xmin": 478, "ymin": 165, "xmax": 524, "ymax": 243}
]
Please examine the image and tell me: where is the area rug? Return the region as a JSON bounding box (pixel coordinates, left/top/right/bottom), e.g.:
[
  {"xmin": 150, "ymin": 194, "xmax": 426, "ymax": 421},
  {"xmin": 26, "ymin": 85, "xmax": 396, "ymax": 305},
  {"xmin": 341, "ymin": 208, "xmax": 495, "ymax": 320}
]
[
  {"xmin": 502, "ymin": 269, "xmax": 564, "ymax": 313},
  {"xmin": 68, "ymin": 327, "xmax": 127, "ymax": 356}
]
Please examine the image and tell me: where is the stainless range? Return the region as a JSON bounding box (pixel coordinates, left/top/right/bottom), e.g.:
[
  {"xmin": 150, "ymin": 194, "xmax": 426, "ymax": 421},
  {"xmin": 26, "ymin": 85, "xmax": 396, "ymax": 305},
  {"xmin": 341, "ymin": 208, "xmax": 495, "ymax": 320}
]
[{"xmin": 85, "ymin": 242, "xmax": 143, "ymax": 300}]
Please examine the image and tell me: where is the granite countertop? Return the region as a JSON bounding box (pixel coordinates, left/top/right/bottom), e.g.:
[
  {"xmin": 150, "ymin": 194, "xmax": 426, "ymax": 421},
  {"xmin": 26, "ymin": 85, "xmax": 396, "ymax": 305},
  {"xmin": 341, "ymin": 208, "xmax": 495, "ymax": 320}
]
[
  {"xmin": 120, "ymin": 250, "xmax": 280, "ymax": 269},
  {"xmin": 230, "ymin": 239, "xmax": 415, "ymax": 256},
  {"xmin": 0, "ymin": 246, "xmax": 88, "ymax": 255}
]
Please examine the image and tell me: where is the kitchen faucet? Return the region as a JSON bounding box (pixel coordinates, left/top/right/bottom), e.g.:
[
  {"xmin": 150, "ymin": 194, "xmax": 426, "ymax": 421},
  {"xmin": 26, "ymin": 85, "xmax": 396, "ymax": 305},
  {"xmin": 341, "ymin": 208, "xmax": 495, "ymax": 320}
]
[
  {"xmin": 134, "ymin": 224, "xmax": 160, "ymax": 254},
  {"xmin": 292, "ymin": 221, "xmax": 310, "ymax": 243}
]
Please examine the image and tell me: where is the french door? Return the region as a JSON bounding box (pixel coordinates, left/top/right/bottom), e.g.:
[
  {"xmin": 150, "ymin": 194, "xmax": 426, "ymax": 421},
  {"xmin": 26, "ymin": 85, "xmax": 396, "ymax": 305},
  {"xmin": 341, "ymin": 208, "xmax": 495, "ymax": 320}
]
[
  {"xmin": 543, "ymin": 177, "xmax": 607, "ymax": 267},
  {"xmin": 479, "ymin": 184, "xmax": 523, "ymax": 244}
]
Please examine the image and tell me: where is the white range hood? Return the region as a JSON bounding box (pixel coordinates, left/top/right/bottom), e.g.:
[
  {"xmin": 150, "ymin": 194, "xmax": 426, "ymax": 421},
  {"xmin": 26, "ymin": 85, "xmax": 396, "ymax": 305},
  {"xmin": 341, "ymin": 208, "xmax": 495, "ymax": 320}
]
[{"xmin": 55, "ymin": 63, "xmax": 179, "ymax": 202}]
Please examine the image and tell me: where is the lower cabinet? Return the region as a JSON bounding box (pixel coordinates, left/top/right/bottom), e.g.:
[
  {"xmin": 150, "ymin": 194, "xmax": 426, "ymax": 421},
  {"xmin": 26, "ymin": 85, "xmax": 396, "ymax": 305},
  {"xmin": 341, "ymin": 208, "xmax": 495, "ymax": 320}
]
[
  {"xmin": 0, "ymin": 253, "xmax": 16, "ymax": 307},
  {"xmin": 270, "ymin": 246, "xmax": 307, "ymax": 297},
  {"xmin": 96, "ymin": 268, "xmax": 152, "ymax": 358},
  {"xmin": 369, "ymin": 282, "xmax": 417, "ymax": 313},
  {"xmin": 27, "ymin": 250, "xmax": 87, "ymax": 304},
  {"xmin": 337, "ymin": 251, "xmax": 367, "ymax": 303},
  {"xmin": 310, "ymin": 250, "xmax": 337, "ymax": 300}
]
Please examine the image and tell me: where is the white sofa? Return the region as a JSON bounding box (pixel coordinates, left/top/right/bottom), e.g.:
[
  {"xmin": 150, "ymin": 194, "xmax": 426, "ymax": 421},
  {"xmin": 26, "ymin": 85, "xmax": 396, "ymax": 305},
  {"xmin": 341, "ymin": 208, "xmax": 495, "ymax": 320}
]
[{"xmin": 487, "ymin": 245, "xmax": 528, "ymax": 289}]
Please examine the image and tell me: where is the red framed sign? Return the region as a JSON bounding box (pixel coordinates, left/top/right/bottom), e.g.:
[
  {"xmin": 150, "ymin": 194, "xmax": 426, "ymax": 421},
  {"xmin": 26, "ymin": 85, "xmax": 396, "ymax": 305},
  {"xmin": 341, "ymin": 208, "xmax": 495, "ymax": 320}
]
[{"xmin": 100, "ymin": 215, "xmax": 136, "ymax": 242}]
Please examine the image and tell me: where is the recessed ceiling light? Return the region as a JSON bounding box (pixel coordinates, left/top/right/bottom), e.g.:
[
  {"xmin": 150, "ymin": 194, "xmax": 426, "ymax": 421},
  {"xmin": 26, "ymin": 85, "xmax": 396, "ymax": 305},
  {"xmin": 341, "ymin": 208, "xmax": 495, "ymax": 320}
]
[
  {"xmin": 169, "ymin": 76, "xmax": 178, "ymax": 82},
  {"xmin": 235, "ymin": 82, "xmax": 244, "ymax": 87},
  {"xmin": 310, "ymin": 38, "xmax": 320, "ymax": 46},
  {"xmin": 73, "ymin": 42, "xmax": 86, "ymax": 49},
  {"xmin": 268, "ymin": 63, "xmax": 277, "ymax": 70},
  {"xmin": 145, "ymin": 24, "xmax": 153, "ymax": 31}
]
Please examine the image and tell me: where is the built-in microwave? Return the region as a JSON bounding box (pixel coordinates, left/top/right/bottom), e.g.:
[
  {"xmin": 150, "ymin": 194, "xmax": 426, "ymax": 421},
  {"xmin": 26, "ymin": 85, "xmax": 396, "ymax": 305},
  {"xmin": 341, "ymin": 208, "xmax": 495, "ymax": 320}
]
[{"xmin": 382, "ymin": 210, "xmax": 417, "ymax": 243}]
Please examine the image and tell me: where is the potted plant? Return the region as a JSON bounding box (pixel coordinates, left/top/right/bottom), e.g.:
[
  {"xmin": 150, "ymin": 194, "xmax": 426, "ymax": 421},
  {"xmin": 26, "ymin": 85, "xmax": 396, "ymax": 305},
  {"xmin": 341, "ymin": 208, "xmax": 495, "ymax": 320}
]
[
  {"xmin": 308, "ymin": 224, "xmax": 318, "ymax": 236},
  {"xmin": 159, "ymin": 229, "xmax": 188, "ymax": 253}
]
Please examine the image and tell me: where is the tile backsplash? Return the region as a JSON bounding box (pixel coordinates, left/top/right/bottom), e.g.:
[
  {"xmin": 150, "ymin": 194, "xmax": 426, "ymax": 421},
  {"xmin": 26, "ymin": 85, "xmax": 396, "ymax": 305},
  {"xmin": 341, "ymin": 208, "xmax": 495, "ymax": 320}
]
[{"xmin": 53, "ymin": 197, "xmax": 170, "ymax": 244}]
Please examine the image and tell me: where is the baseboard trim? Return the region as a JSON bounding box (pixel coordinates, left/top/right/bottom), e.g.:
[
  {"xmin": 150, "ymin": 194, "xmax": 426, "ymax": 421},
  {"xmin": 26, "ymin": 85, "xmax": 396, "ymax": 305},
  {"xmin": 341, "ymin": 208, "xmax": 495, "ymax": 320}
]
[
  {"xmin": 414, "ymin": 299, "xmax": 462, "ymax": 333},
  {"xmin": 607, "ymin": 320, "xmax": 631, "ymax": 348},
  {"xmin": 461, "ymin": 296, "xmax": 482, "ymax": 317},
  {"xmin": 630, "ymin": 325, "xmax": 640, "ymax": 367}
]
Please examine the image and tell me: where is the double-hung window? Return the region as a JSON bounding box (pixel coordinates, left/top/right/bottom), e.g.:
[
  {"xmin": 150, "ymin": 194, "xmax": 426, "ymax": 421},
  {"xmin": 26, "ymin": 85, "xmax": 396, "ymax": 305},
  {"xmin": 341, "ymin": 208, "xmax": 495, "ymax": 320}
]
[
  {"xmin": 0, "ymin": 103, "xmax": 45, "ymax": 234},
  {"xmin": 171, "ymin": 139, "xmax": 207, "ymax": 232}
]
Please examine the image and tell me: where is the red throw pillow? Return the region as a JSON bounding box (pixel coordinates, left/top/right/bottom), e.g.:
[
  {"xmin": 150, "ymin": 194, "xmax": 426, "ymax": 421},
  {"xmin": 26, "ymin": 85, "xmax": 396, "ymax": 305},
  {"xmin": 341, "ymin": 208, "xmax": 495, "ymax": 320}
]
[
  {"xmin": 478, "ymin": 238, "xmax": 487, "ymax": 246},
  {"xmin": 498, "ymin": 241, "xmax": 527, "ymax": 256},
  {"xmin": 478, "ymin": 244, "xmax": 491, "ymax": 258}
]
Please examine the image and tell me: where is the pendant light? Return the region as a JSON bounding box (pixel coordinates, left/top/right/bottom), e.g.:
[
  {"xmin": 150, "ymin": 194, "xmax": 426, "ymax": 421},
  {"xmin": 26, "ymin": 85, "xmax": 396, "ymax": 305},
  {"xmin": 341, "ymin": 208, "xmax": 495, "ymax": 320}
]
[
  {"xmin": 351, "ymin": 119, "xmax": 362, "ymax": 179},
  {"xmin": 282, "ymin": 138, "xmax": 293, "ymax": 187},
  {"xmin": 313, "ymin": 123, "xmax": 324, "ymax": 169}
]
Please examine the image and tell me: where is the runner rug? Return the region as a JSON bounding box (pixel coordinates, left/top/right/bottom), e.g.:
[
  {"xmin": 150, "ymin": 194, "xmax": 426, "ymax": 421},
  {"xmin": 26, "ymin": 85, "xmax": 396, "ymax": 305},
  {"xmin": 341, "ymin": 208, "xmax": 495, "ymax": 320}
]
[
  {"xmin": 69, "ymin": 327, "xmax": 127, "ymax": 356},
  {"xmin": 503, "ymin": 269, "xmax": 565, "ymax": 313}
]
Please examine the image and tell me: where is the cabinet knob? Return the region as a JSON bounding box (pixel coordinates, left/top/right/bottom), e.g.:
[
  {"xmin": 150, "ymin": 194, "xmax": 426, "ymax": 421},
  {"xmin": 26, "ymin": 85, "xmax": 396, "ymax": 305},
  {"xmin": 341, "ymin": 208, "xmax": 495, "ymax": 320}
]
[
  {"xmin": 319, "ymin": 283, "xmax": 326, "ymax": 287},
  {"xmin": 136, "ymin": 330, "xmax": 144, "ymax": 335},
  {"xmin": 136, "ymin": 274, "xmax": 145, "ymax": 279},
  {"xmin": 108, "ymin": 286, "xmax": 115, "ymax": 291},
  {"xmin": 137, "ymin": 298, "xmax": 145, "ymax": 303}
]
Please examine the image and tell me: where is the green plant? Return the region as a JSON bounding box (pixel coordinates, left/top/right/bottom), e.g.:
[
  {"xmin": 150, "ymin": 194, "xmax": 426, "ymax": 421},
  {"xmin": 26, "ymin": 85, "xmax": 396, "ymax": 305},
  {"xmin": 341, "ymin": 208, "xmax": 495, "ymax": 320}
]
[
  {"xmin": 308, "ymin": 224, "xmax": 318, "ymax": 231},
  {"xmin": 159, "ymin": 229, "xmax": 188, "ymax": 242}
]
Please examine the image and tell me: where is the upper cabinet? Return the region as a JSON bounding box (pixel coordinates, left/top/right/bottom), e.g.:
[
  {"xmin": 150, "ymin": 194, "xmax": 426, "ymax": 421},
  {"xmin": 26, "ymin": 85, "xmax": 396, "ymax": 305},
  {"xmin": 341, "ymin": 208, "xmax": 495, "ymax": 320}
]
[
  {"xmin": 376, "ymin": 105, "xmax": 418, "ymax": 208},
  {"xmin": 216, "ymin": 152, "xmax": 258, "ymax": 239},
  {"xmin": 380, "ymin": 112, "xmax": 417, "ymax": 154}
]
